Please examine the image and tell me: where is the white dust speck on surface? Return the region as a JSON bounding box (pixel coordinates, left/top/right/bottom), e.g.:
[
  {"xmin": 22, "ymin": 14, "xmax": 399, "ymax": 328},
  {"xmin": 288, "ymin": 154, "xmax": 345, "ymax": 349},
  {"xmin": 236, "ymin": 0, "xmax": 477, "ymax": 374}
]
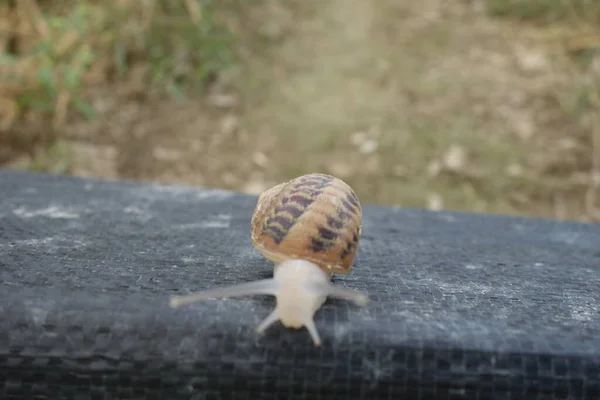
[
  {"xmin": 333, "ymin": 323, "xmax": 349, "ymax": 339},
  {"xmin": 549, "ymin": 230, "xmax": 583, "ymax": 246},
  {"xmin": 362, "ymin": 349, "xmax": 396, "ymax": 386},
  {"xmin": 436, "ymin": 281, "xmax": 494, "ymax": 296},
  {"xmin": 122, "ymin": 205, "xmax": 154, "ymax": 222},
  {"xmin": 194, "ymin": 189, "xmax": 234, "ymax": 200},
  {"xmin": 178, "ymin": 215, "xmax": 232, "ymax": 230},
  {"xmin": 180, "ymin": 256, "xmax": 201, "ymax": 264},
  {"xmin": 132, "ymin": 183, "xmax": 234, "ymax": 202},
  {"xmin": 234, "ymin": 246, "xmax": 263, "ymax": 260},
  {"xmin": 0, "ymin": 236, "xmax": 88, "ymax": 251},
  {"xmin": 29, "ymin": 306, "xmax": 48, "ymax": 326},
  {"xmin": 438, "ymin": 213, "xmax": 457, "ymax": 222},
  {"xmin": 450, "ymin": 389, "xmax": 467, "ymax": 397},
  {"xmin": 565, "ymin": 295, "xmax": 597, "ymax": 323},
  {"xmin": 199, "ymin": 220, "xmax": 230, "ymax": 228},
  {"xmin": 511, "ymin": 223, "xmax": 526, "ymax": 232},
  {"xmin": 13, "ymin": 206, "xmax": 80, "ymax": 219},
  {"xmin": 0, "ymin": 237, "xmax": 55, "ymax": 249},
  {"xmin": 123, "ymin": 206, "xmax": 145, "ymax": 215}
]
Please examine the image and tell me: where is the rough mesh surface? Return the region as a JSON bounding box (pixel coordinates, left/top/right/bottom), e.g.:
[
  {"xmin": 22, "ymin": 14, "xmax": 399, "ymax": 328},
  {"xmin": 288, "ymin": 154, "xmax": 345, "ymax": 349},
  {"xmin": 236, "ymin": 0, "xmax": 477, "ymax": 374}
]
[{"xmin": 0, "ymin": 169, "xmax": 599, "ymax": 400}]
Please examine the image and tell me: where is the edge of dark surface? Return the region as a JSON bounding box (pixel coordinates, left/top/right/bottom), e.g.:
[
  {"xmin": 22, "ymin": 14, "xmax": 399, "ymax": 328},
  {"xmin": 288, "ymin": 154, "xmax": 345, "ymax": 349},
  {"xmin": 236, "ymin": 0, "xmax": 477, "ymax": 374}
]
[
  {"xmin": 0, "ymin": 167, "xmax": 600, "ymax": 226},
  {"xmin": 2, "ymin": 168, "xmax": 600, "ymax": 227}
]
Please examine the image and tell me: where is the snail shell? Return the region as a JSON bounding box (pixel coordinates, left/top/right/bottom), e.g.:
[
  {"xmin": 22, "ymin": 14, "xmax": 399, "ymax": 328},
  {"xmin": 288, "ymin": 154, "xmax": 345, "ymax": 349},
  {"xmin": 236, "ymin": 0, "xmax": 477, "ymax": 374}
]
[{"xmin": 251, "ymin": 173, "xmax": 362, "ymax": 274}]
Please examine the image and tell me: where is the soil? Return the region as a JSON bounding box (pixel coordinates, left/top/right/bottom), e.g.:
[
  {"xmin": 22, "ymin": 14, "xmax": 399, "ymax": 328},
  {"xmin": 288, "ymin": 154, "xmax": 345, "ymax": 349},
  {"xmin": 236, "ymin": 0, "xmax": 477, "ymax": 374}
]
[{"xmin": 5, "ymin": 0, "xmax": 599, "ymax": 222}]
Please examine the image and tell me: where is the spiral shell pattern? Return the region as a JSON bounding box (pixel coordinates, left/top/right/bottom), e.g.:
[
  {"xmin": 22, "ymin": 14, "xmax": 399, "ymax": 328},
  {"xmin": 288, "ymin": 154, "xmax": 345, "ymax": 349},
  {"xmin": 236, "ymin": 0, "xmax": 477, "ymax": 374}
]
[{"xmin": 251, "ymin": 173, "xmax": 362, "ymax": 274}]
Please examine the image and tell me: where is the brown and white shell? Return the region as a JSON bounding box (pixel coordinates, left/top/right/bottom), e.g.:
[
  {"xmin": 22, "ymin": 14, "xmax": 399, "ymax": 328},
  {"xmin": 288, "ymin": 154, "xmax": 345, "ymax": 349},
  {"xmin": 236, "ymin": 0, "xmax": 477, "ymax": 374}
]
[{"xmin": 250, "ymin": 173, "xmax": 362, "ymax": 274}]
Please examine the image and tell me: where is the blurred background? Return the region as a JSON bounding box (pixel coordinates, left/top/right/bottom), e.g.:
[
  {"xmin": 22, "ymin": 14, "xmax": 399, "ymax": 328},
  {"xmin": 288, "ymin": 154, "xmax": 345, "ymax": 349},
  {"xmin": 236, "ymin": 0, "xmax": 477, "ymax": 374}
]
[{"xmin": 1, "ymin": 0, "xmax": 599, "ymax": 222}]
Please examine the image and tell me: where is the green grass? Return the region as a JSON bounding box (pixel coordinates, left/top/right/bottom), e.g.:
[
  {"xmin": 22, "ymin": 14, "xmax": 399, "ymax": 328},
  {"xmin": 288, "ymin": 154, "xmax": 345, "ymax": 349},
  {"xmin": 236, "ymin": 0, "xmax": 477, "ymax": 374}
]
[
  {"xmin": 0, "ymin": 0, "xmax": 239, "ymax": 158},
  {"xmin": 56, "ymin": 0, "xmax": 236, "ymax": 93}
]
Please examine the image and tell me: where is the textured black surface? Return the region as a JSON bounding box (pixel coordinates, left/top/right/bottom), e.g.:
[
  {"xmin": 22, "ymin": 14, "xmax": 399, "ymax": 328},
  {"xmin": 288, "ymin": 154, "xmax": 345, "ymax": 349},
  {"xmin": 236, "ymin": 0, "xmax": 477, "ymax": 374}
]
[{"xmin": 0, "ymin": 169, "xmax": 599, "ymax": 400}]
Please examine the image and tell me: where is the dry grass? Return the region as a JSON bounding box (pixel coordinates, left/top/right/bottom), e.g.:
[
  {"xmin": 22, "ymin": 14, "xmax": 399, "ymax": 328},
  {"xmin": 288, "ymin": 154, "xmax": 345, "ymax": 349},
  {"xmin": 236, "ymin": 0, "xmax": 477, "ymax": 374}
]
[
  {"xmin": 483, "ymin": 0, "xmax": 600, "ymax": 220},
  {"xmin": 1, "ymin": 0, "xmax": 599, "ymax": 223},
  {"xmin": 0, "ymin": 0, "xmax": 237, "ymax": 162}
]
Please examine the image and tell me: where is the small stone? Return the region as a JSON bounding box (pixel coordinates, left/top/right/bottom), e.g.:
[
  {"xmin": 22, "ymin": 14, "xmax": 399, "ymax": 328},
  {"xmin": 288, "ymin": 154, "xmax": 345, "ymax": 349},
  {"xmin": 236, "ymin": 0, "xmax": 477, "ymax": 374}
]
[
  {"xmin": 220, "ymin": 115, "xmax": 239, "ymax": 136},
  {"xmin": 392, "ymin": 164, "xmax": 407, "ymax": 178},
  {"xmin": 190, "ymin": 140, "xmax": 204, "ymax": 152},
  {"xmin": 243, "ymin": 181, "xmax": 268, "ymax": 195},
  {"xmin": 327, "ymin": 161, "xmax": 353, "ymax": 178},
  {"xmin": 591, "ymin": 54, "xmax": 600, "ymax": 77},
  {"xmin": 428, "ymin": 161, "xmax": 441, "ymax": 177},
  {"xmin": 208, "ymin": 93, "xmax": 238, "ymax": 108},
  {"xmin": 592, "ymin": 171, "xmax": 600, "ymax": 186},
  {"xmin": 442, "ymin": 144, "xmax": 466, "ymax": 171},
  {"xmin": 513, "ymin": 115, "xmax": 535, "ymax": 141},
  {"xmin": 427, "ymin": 193, "xmax": 444, "ymax": 211},
  {"xmin": 365, "ymin": 156, "xmax": 381, "ymax": 174},
  {"xmin": 359, "ymin": 139, "xmax": 379, "ymax": 154},
  {"xmin": 558, "ymin": 137, "xmax": 578, "ymax": 150},
  {"xmin": 516, "ymin": 46, "xmax": 549, "ymax": 73},
  {"xmin": 221, "ymin": 172, "xmax": 237, "ymax": 186},
  {"xmin": 506, "ymin": 163, "xmax": 523, "ymax": 177},
  {"xmin": 70, "ymin": 143, "xmax": 118, "ymax": 179},
  {"xmin": 153, "ymin": 147, "xmax": 182, "ymax": 162},
  {"xmin": 350, "ymin": 132, "xmax": 367, "ymax": 147},
  {"xmin": 350, "ymin": 131, "xmax": 379, "ymax": 154},
  {"xmin": 252, "ymin": 152, "xmax": 269, "ymax": 168}
]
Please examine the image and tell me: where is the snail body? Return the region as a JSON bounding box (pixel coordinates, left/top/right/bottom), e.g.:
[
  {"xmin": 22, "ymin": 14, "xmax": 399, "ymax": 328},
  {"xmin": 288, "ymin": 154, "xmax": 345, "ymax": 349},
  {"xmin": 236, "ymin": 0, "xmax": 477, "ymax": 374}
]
[{"xmin": 169, "ymin": 173, "xmax": 368, "ymax": 346}]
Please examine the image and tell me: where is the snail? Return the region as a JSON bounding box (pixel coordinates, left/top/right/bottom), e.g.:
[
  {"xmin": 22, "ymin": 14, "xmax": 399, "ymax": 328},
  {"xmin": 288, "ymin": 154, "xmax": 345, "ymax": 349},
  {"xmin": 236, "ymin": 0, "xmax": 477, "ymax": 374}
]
[{"xmin": 169, "ymin": 173, "xmax": 368, "ymax": 346}]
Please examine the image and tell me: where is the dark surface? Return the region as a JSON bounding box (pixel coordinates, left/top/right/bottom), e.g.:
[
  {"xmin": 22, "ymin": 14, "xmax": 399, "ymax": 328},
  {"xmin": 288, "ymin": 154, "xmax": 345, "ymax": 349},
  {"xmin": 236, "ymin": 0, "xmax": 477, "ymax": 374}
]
[{"xmin": 0, "ymin": 169, "xmax": 599, "ymax": 400}]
